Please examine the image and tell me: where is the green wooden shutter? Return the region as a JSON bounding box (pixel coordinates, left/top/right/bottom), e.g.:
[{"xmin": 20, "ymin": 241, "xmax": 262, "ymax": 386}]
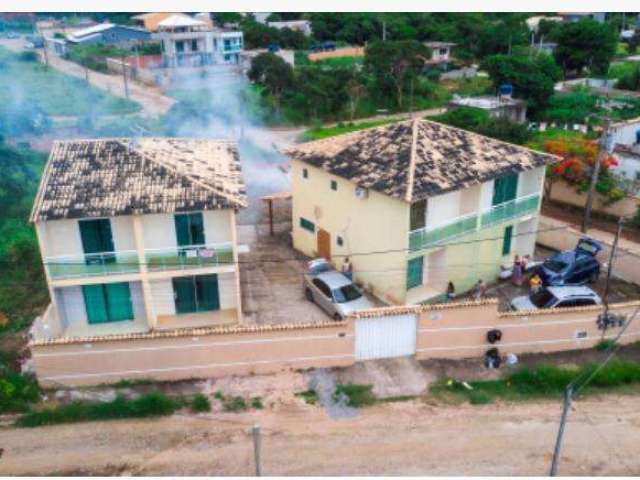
[
  {"xmin": 174, "ymin": 214, "xmax": 191, "ymax": 247},
  {"xmin": 196, "ymin": 274, "xmax": 220, "ymax": 312},
  {"xmin": 410, "ymin": 200, "xmax": 427, "ymax": 231},
  {"xmin": 80, "ymin": 219, "xmax": 114, "ymax": 253},
  {"xmin": 173, "ymin": 276, "xmax": 197, "ymax": 314},
  {"xmin": 105, "ymin": 282, "xmax": 134, "ymax": 322},
  {"xmin": 83, "ymin": 284, "xmax": 109, "ymax": 324},
  {"xmin": 492, "ymin": 175, "xmax": 519, "ymax": 206},
  {"xmin": 407, "ymin": 256, "xmax": 424, "ymax": 290},
  {"xmin": 189, "ymin": 213, "xmax": 205, "ymax": 245},
  {"xmin": 502, "ymin": 225, "xmax": 513, "ymax": 256}
]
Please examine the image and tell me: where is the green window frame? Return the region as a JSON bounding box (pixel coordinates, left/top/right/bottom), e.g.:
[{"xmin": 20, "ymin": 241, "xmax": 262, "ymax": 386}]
[
  {"xmin": 300, "ymin": 217, "xmax": 315, "ymax": 233},
  {"xmin": 407, "ymin": 256, "xmax": 424, "ymax": 290},
  {"xmin": 174, "ymin": 212, "xmax": 205, "ymax": 247},
  {"xmin": 82, "ymin": 282, "xmax": 134, "ymax": 324},
  {"xmin": 502, "ymin": 225, "xmax": 513, "ymax": 256},
  {"xmin": 79, "ymin": 218, "xmax": 114, "ymax": 254},
  {"xmin": 492, "ymin": 174, "xmax": 519, "ymax": 206}
]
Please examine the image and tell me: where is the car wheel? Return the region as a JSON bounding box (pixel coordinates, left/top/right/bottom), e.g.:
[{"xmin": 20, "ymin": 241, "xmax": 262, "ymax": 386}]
[
  {"xmin": 333, "ymin": 313, "xmax": 343, "ymax": 321},
  {"xmin": 305, "ymin": 288, "xmax": 314, "ymax": 302}
]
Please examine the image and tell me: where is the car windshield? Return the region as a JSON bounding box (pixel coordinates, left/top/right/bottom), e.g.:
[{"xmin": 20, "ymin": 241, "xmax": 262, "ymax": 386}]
[
  {"xmin": 530, "ymin": 289, "xmax": 556, "ymax": 308},
  {"xmin": 309, "ymin": 262, "xmax": 332, "ymax": 275},
  {"xmin": 333, "ymin": 284, "xmax": 363, "ymax": 303},
  {"xmin": 544, "ymin": 259, "xmax": 568, "ymax": 273}
]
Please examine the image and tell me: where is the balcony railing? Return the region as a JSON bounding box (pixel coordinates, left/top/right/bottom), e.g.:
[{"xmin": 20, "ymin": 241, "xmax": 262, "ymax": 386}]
[
  {"xmin": 46, "ymin": 251, "xmax": 140, "ymax": 280},
  {"xmin": 480, "ymin": 193, "xmax": 540, "ymax": 228},
  {"xmin": 145, "ymin": 242, "xmax": 234, "ymax": 272},
  {"xmin": 408, "ymin": 192, "xmax": 540, "ymax": 252},
  {"xmin": 409, "ymin": 212, "xmax": 478, "ymax": 252}
]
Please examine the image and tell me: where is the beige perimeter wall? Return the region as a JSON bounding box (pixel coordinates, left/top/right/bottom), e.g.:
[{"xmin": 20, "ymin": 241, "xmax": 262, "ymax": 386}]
[
  {"xmin": 31, "ymin": 322, "xmax": 354, "ymax": 388},
  {"xmin": 548, "ymin": 180, "xmax": 639, "ymax": 218}
]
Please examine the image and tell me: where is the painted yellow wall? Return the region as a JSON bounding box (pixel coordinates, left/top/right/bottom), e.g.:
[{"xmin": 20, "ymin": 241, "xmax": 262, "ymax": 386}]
[{"xmin": 291, "ymin": 160, "xmax": 410, "ymax": 304}]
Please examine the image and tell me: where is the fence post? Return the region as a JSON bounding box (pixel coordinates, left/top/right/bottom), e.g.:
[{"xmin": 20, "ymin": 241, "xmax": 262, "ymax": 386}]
[{"xmin": 252, "ymin": 424, "xmax": 262, "ymax": 476}]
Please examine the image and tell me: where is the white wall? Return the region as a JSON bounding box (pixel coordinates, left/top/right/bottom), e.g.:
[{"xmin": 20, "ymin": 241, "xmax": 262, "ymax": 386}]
[
  {"xmin": 203, "ymin": 210, "xmax": 233, "ymax": 243},
  {"xmin": 130, "ymin": 281, "xmax": 147, "ymax": 320},
  {"xmin": 518, "ymin": 166, "xmax": 545, "ymax": 197},
  {"xmin": 614, "ymin": 153, "xmax": 640, "ymax": 181},
  {"xmin": 611, "ymin": 119, "xmax": 640, "ymax": 146},
  {"xmin": 218, "ymin": 271, "xmax": 237, "ymax": 309},
  {"xmin": 426, "ymin": 190, "xmax": 461, "ymax": 228}
]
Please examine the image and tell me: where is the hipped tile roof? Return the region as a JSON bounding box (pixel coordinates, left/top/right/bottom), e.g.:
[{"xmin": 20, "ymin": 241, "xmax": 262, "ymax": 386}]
[
  {"xmin": 287, "ymin": 119, "xmax": 559, "ymax": 203},
  {"xmin": 31, "ymin": 138, "xmax": 247, "ymax": 222}
]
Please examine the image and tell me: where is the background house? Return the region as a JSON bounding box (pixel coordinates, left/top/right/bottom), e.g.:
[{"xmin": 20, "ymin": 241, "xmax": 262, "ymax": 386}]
[
  {"xmin": 30, "ymin": 138, "xmax": 247, "ymax": 342},
  {"xmin": 424, "ymin": 41, "xmax": 455, "ymax": 67},
  {"xmin": 267, "ymin": 20, "xmax": 313, "ymax": 36},
  {"xmin": 152, "ymin": 13, "xmax": 244, "ymax": 67},
  {"xmin": 288, "ymin": 119, "xmax": 557, "ymax": 305},
  {"xmin": 448, "ymin": 94, "xmax": 528, "ymax": 124},
  {"xmin": 611, "ymin": 117, "xmax": 640, "ymax": 182},
  {"xmin": 65, "ymin": 23, "xmax": 151, "ymax": 47}
]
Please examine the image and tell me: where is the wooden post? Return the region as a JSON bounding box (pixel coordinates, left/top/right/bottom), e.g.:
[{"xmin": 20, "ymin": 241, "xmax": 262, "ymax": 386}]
[
  {"xmin": 252, "ymin": 425, "xmax": 262, "ymax": 476},
  {"xmin": 268, "ymin": 199, "xmax": 274, "ymax": 236}
]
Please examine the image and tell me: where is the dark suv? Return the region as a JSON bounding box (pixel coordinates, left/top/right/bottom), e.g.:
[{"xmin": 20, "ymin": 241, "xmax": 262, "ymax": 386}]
[{"xmin": 538, "ymin": 238, "xmax": 602, "ymax": 286}]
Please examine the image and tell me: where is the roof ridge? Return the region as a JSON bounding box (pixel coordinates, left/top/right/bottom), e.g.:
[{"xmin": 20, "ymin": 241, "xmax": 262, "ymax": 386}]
[
  {"xmin": 126, "ymin": 139, "xmax": 247, "ymax": 209},
  {"xmin": 404, "ymin": 118, "xmax": 419, "ymax": 203}
]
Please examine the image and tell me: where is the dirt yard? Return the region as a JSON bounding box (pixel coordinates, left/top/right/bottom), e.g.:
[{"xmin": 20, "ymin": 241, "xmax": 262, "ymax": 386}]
[{"xmin": 3, "ymin": 390, "xmax": 640, "ymax": 476}]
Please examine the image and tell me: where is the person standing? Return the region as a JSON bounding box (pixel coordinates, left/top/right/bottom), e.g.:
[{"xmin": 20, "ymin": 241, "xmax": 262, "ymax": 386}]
[
  {"xmin": 446, "ymin": 281, "xmax": 456, "ymax": 303},
  {"xmin": 511, "ymin": 254, "xmax": 524, "ymax": 286},
  {"xmin": 341, "ymin": 256, "xmax": 353, "ymax": 281}
]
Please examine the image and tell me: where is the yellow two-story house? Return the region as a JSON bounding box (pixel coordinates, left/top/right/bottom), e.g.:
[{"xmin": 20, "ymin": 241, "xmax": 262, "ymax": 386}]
[
  {"xmin": 30, "ymin": 137, "xmax": 247, "ymax": 342},
  {"xmin": 288, "ymin": 119, "xmax": 559, "ymax": 305}
]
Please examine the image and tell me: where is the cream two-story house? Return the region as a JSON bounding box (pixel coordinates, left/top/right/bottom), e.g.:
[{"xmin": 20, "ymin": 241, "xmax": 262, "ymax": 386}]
[
  {"xmin": 288, "ymin": 119, "xmax": 558, "ymax": 305},
  {"xmin": 30, "ymin": 137, "xmax": 247, "ymax": 342}
]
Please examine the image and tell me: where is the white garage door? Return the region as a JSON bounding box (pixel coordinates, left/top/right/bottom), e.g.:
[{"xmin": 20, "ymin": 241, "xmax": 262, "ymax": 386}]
[{"xmin": 355, "ymin": 314, "xmax": 417, "ymax": 361}]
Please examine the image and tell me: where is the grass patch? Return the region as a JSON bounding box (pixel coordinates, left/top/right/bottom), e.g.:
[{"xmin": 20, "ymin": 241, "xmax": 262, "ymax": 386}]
[
  {"xmin": 432, "ymin": 360, "xmax": 640, "ymax": 405},
  {"xmin": 222, "ymin": 395, "xmax": 247, "ymax": 412},
  {"xmin": 16, "ymin": 392, "xmax": 179, "ymax": 427},
  {"xmin": 377, "ymin": 395, "xmax": 417, "ymax": 403},
  {"xmin": 442, "ymin": 76, "xmax": 492, "ymax": 96},
  {"xmin": 190, "ymin": 394, "xmax": 211, "ymax": 413},
  {"xmin": 315, "ymin": 56, "xmax": 364, "ymax": 67},
  {"xmin": 0, "ymin": 46, "xmax": 141, "ymax": 116},
  {"xmin": 295, "ymin": 389, "xmax": 319, "ymax": 405},
  {"xmin": 112, "ymin": 378, "xmax": 155, "ymax": 388},
  {"xmin": 596, "ymin": 339, "xmax": 617, "ymax": 351},
  {"xmin": 333, "ymin": 383, "xmax": 376, "ymax": 407},
  {"xmin": 301, "ymin": 119, "xmax": 397, "ymax": 141}
]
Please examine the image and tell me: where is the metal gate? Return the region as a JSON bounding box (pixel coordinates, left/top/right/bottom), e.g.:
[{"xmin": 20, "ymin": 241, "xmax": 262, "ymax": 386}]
[{"xmin": 355, "ymin": 314, "xmax": 417, "ymax": 361}]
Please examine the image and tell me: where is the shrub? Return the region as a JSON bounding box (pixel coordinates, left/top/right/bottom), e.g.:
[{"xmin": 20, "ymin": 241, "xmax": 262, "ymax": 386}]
[
  {"xmin": 468, "ymin": 390, "xmax": 493, "ymax": 405},
  {"xmin": 333, "ymin": 383, "xmax": 376, "ymax": 407},
  {"xmin": 190, "ymin": 394, "xmax": 211, "ymax": 413},
  {"xmin": 295, "ymin": 389, "xmax": 319, "ymax": 405},
  {"xmin": 222, "ymin": 395, "xmax": 247, "ymax": 412},
  {"xmin": 0, "ymin": 372, "xmax": 41, "ymax": 413},
  {"xmin": 15, "ymin": 392, "xmax": 179, "ymax": 427},
  {"xmin": 596, "ymin": 339, "xmax": 616, "ymax": 351},
  {"xmin": 251, "ymin": 397, "xmax": 263, "ymax": 409},
  {"xmin": 507, "ymin": 365, "xmax": 576, "ymax": 395}
]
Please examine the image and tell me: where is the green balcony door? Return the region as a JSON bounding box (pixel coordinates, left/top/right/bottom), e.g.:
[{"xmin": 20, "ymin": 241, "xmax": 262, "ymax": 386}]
[
  {"xmin": 79, "ymin": 219, "xmax": 115, "ymax": 264},
  {"xmin": 502, "ymin": 225, "xmax": 514, "ymax": 256},
  {"xmin": 174, "ymin": 212, "xmax": 205, "ymax": 247},
  {"xmin": 492, "ymin": 174, "xmax": 519, "ymax": 206},
  {"xmin": 82, "ymin": 282, "xmax": 134, "ymax": 324},
  {"xmin": 173, "ymin": 274, "xmax": 220, "ymax": 314}
]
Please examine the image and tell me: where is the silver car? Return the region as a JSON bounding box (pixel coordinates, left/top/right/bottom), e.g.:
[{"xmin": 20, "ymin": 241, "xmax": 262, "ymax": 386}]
[
  {"xmin": 510, "ymin": 285, "xmax": 602, "ymax": 311},
  {"xmin": 304, "ymin": 258, "xmax": 374, "ymax": 320}
]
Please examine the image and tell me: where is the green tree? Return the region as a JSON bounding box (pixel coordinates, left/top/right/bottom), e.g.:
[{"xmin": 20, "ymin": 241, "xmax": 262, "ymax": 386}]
[
  {"xmin": 248, "ymin": 53, "xmax": 294, "ymax": 114},
  {"xmin": 482, "ymin": 53, "xmax": 562, "ymax": 113},
  {"xmin": 617, "ymin": 63, "xmax": 640, "ymax": 91},
  {"xmin": 364, "ymin": 40, "xmax": 431, "ymax": 108},
  {"xmin": 553, "ymin": 19, "xmax": 617, "ymax": 76}
]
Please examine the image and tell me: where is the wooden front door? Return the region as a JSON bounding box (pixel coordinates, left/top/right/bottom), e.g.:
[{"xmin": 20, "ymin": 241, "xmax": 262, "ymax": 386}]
[{"xmin": 317, "ymin": 229, "xmax": 331, "ymax": 260}]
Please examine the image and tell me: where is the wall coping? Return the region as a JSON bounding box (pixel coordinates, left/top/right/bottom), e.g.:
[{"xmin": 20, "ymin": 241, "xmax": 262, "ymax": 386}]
[
  {"xmin": 348, "ymin": 298, "xmax": 499, "ymax": 319},
  {"xmin": 30, "ymin": 320, "xmax": 348, "ymax": 347},
  {"xmin": 498, "ymin": 300, "xmax": 640, "ymax": 318}
]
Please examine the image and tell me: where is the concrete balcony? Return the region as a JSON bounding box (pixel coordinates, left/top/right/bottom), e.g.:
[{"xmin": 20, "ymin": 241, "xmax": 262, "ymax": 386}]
[{"xmin": 409, "ymin": 192, "xmax": 540, "ymax": 252}]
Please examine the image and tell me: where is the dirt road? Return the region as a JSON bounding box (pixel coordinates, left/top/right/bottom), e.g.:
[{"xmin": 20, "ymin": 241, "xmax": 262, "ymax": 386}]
[{"xmin": 3, "ymin": 393, "xmax": 640, "ymax": 475}]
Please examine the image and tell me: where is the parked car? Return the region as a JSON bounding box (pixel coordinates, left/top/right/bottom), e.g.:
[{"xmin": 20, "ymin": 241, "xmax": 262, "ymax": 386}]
[
  {"xmin": 537, "ymin": 238, "xmax": 602, "ymax": 286},
  {"xmin": 510, "ymin": 285, "xmax": 602, "ymax": 311},
  {"xmin": 304, "ymin": 258, "xmax": 373, "ymax": 320}
]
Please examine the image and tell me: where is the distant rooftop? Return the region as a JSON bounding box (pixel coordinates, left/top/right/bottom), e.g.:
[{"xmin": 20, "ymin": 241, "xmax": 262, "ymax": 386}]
[
  {"xmin": 31, "ymin": 138, "xmax": 247, "ymax": 222},
  {"xmin": 424, "ymin": 41, "xmax": 456, "ymax": 48},
  {"xmin": 450, "ymin": 95, "xmax": 525, "ymax": 109}
]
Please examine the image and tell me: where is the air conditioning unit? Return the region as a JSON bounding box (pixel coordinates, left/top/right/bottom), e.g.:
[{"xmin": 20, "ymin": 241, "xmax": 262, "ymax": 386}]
[{"xmin": 355, "ymin": 187, "xmax": 369, "ymax": 199}]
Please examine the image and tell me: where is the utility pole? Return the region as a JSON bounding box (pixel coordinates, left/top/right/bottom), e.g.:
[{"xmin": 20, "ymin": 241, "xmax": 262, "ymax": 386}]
[
  {"xmin": 121, "ymin": 54, "xmax": 130, "ymax": 99},
  {"xmin": 549, "ymin": 385, "xmax": 573, "ymax": 476},
  {"xmin": 602, "ymin": 217, "xmax": 624, "ymax": 317},
  {"xmin": 582, "ymin": 118, "xmax": 612, "ymax": 233},
  {"xmin": 382, "ymin": 20, "xmax": 387, "ymax": 41},
  {"xmin": 252, "ymin": 424, "xmax": 262, "ymax": 476}
]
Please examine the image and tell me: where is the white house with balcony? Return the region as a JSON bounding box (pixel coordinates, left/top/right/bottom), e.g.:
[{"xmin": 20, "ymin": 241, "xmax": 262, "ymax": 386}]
[
  {"xmin": 288, "ymin": 119, "xmax": 558, "ymax": 306},
  {"xmin": 30, "ymin": 138, "xmax": 247, "ymax": 342},
  {"xmin": 153, "ymin": 13, "xmax": 244, "ymax": 68}
]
